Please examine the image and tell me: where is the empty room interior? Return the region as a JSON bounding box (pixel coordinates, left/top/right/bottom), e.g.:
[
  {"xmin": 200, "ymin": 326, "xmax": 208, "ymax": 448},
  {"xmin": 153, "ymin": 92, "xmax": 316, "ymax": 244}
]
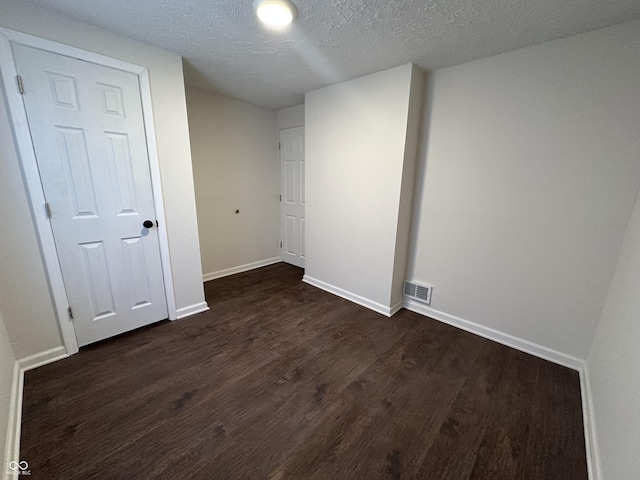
[{"xmin": 0, "ymin": 0, "xmax": 639, "ymax": 478}]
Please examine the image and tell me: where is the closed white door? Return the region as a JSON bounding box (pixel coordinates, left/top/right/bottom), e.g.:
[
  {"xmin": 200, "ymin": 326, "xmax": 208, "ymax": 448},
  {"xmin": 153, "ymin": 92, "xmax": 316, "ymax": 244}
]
[
  {"xmin": 13, "ymin": 44, "xmax": 168, "ymax": 347},
  {"xmin": 280, "ymin": 126, "xmax": 305, "ymax": 268}
]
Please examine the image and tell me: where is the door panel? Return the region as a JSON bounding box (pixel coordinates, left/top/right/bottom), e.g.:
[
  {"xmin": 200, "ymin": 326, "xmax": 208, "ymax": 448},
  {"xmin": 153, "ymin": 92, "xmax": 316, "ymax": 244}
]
[
  {"xmin": 47, "ymin": 71, "xmax": 79, "ymax": 109},
  {"xmin": 280, "ymin": 126, "xmax": 305, "ymax": 268},
  {"xmin": 106, "ymin": 133, "xmax": 139, "ymax": 215},
  {"xmin": 56, "ymin": 127, "xmax": 98, "ymax": 216},
  {"xmin": 300, "ymin": 160, "xmax": 306, "ymax": 205},
  {"xmin": 285, "ymin": 215, "xmax": 297, "ymax": 255},
  {"xmin": 80, "ymin": 241, "xmax": 116, "ymax": 319},
  {"xmin": 121, "ymin": 236, "xmax": 153, "ymax": 309},
  {"xmin": 300, "ymin": 217, "xmax": 306, "ymax": 260},
  {"xmin": 285, "ymin": 161, "xmax": 296, "ymax": 203},
  {"xmin": 13, "ymin": 43, "xmax": 168, "ymax": 346}
]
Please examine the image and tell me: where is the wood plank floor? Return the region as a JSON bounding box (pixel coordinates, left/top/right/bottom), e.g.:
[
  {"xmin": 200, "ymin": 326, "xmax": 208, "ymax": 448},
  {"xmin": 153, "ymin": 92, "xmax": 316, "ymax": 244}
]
[{"xmin": 21, "ymin": 263, "xmax": 588, "ymax": 479}]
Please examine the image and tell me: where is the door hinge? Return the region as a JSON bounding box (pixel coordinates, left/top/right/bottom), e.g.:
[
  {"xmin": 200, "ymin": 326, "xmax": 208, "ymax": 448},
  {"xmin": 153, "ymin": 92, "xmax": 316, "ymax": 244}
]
[
  {"xmin": 67, "ymin": 306, "xmax": 74, "ymax": 320},
  {"xmin": 44, "ymin": 202, "xmax": 52, "ymax": 219},
  {"xmin": 16, "ymin": 75, "xmax": 24, "ymax": 94},
  {"xmin": 278, "ymin": 142, "xmax": 281, "ymax": 151},
  {"xmin": 280, "ymin": 241, "xmax": 282, "ymax": 248},
  {"xmin": 279, "ymin": 194, "xmax": 282, "ymax": 202}
]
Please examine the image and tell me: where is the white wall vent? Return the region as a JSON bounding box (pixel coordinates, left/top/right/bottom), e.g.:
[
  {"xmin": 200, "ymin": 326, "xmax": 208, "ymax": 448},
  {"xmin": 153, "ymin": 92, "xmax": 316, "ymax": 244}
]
[{"xmin": 403, "ymin": 280, "xmax": 432, "ymax": 305}]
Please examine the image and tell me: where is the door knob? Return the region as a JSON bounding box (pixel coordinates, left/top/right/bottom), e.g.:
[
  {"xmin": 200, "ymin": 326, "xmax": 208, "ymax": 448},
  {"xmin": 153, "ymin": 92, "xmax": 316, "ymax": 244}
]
[{"xmin": 143, "ymin": 220, "xmax": 154, "ymax": 229}]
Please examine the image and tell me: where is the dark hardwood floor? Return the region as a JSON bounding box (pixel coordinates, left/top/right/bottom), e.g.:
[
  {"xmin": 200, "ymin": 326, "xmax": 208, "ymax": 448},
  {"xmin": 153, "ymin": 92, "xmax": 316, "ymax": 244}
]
[{"xmin": 21, "ymin": 263, "xmax": 588, "ymax": 479}]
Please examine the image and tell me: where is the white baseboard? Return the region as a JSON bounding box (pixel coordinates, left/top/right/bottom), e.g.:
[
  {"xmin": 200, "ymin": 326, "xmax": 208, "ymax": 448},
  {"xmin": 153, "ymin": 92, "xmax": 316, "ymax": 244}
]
[
  {"xmin": 202, "ymin": 257, "xmax": 281, "ymax": 282},
  {"xmin": 579, "ymin": 363, "xmax": 601, "ymax": 480},
  {"xmin": 175, "ymin": 301, "xmax": 210, "ymax": 320},
  {"xmin": 302, "ymin": 275, "xmax": 396, "ymax": 317},
  {"xmin": 4, "ymin": 346, "xmax": 68, "ymax": 480},
  {"xmin": 18, "ymin": 346, "xmax": 68, "ymax": 372},
  {"xmin": 389, "ymin": 300, "xmax": 403, "ymax": 316},
  {"xmin": 403, "ymin": 299, "xmax": 584, "ymax": 370}
]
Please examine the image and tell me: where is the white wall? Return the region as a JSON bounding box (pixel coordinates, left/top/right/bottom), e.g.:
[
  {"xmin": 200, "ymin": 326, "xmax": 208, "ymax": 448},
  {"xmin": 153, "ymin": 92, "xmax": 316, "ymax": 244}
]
[
  {"xmin": 186, "ymin": 88, "xmax": 279, "ymax": 277},
  {"xmin": 587, "ymin": 186, "xmax": 640, "ymax": 480},
  {"xmin": 0, "ymin": 0, "xmax": 206, "ymax": 357},
  {"xmin": 0, "ymin": 311, "xmax": 16, "ymax": 475},
  {"xmin": 407, "ymin": 20, "xmax": 640, "ymax": 359},
  {"xmin": 305, "ymin": 63, "xmax": 423, "ymax": 313},
  {"xmin": 277, "ymin": 104, "xmax": 304, "ymax": 130}
]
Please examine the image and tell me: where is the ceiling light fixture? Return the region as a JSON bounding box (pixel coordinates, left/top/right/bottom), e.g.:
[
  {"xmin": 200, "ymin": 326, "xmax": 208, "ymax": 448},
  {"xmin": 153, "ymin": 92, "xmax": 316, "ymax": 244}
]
[{"xmin": 253, "ymin": 0, "xmax": 297, "ymax": 27}]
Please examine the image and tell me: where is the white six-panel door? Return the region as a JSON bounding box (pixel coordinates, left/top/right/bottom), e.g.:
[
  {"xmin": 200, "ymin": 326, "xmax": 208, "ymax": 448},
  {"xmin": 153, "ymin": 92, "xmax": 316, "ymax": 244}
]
[
  {"xmin": 13, "ymin": 44, "xmax": 168, "ymax": 346},
  {"xmin": 280, "ymin": 126, "xmax": 305, "ymax": 268}
]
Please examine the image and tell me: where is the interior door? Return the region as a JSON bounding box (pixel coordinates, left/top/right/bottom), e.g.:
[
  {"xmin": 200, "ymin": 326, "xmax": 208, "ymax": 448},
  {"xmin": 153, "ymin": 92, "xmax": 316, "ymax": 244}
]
[
  {"xmin": 279, "ymin": 126, "xmax": 305, "ymax": 268},
  {"xmin": 13, "ymin": 43, "xmax": 168, "ymax": 347}
]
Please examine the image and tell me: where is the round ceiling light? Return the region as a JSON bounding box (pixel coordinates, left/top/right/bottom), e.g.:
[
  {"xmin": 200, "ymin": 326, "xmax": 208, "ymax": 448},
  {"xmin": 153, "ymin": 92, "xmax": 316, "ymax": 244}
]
[{"xmin": 253, "ymin": 0, "xmax": 297, "ymax": 27}]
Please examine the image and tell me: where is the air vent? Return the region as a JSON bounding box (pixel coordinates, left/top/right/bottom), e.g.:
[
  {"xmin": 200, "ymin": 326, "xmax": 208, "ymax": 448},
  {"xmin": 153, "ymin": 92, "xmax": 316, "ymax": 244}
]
[{"xmin": 404, "ymin": 280, "xmax": 432, "ymax": 305}]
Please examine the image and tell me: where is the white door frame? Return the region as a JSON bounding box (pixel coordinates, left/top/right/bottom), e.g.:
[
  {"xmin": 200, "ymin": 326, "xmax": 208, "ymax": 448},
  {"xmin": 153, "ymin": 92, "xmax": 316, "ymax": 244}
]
[{"xmin": 0, "ymin": 28, "xmax": 177, "ymax": 356}]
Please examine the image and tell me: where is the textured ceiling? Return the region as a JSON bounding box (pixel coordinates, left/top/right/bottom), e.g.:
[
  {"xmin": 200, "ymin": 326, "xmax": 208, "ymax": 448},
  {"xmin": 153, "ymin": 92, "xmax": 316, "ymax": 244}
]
[{"xmin": 26, "ymin": 0, "xmax": 640, "ymax": 109}]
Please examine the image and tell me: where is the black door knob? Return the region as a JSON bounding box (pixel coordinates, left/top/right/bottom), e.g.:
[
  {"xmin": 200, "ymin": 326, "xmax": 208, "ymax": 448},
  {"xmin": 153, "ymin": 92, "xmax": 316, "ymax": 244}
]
[{"xmin": 143, "ymin": 220, "xmax": 154, "ymax": 229}]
